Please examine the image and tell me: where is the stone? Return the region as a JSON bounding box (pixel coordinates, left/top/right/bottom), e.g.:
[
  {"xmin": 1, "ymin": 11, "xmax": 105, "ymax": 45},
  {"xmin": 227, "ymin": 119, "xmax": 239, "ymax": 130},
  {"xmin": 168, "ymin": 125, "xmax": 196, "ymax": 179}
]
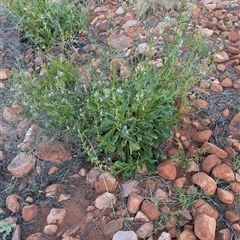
[
  {"xmin": 48, "ymin": 166, "xmax": 59, "ymax": 175},
  {"xmin": 158, "ymin": 232, "xmax": 171, "ymax": 240},
  {"xmin": 108, "ymin": 34, "xmax": 133, "ymax": 52},
  {"xmin": 202, "ymin": 142, "xmax": 228, "ymax": 159},
  {"xmin": 194, "ymin": 214, "xmax": 216, "ymax": 240},
  {"xmin": 201, "ymin": 154, "xmax": 220, "ymax": 173},
  {"xmin": 235, "ymin": 65, "xmax": 240, "ymax": 74},
  {"xmin": 43, "ymin": 225, "xmax": 58, "ymax": 236},
  {"xmin": 103, "ymin": 218, "xmax": 124, "ymax": 238},
  {"xmin": 228, "ymin": 31, "xmax": 240, "ymax": 42},
  {"xmin": 197, "ymin": 28, "xmax": 214, "ymax": 37},
  {"xmin": 212, "ymin": 164, "xmax": 235, "ymax": 182},
  {"xmin": 121, "ymin": 180, "xmax": 140, "ymax": 198},
  {"xmin": 47, "ymin": 208, "xmax": 66, "ymax": 224},
  {"xmin": 230, "ymin": 182, "xmax": 240, "ymax": 193},
  {"xmin": 191, "ymin": 130, "xmax": 213, "ymax": 143},
  {"xmin": 141, "ymin": 200, "xmax": 160, "ymax": 221},
  {"xmin": 134, "ymin": 211, "xmax": 149, "ymax": 222},
  {"xmin": 45, "ymin": 184, "xmax": 59, "ymax": 197},
  {"xmin": 0, "ymin": 151, "xmax": 5, "ymax": 161},
  {"xmin": 78, "ymin": 168, "xmax": 87, "ymax": 177},
  {"xmin": 229, "ymin": 112, "xmax": 240, "ymax": 139},
  {"xmin": 216, "ymin": 64, "xmax": 226, "ymax": 72},
  {"xmin": 232, "ymin": 223, "xmax": 240, "ymax": 232},
  {"xmin": 215, "ymin": 51, "xmax": 229, "ymax": 63},
  {"xmin": 192, "ymin": 199, "xmax": 218, "ymax": 220},
  {"xmin": 217, "ymin": 228, "xmax": 231, "ymax": 240},
  {"xmin": 113, "ymin": 231, "xmax": 138, "ymax": 240},
  {"xmin": 86, "ymin": 167, "xmax": 101, "ymax": 186},
  {"xmin": 136, "ymin": 222, "xmax": 154, "ymax": 238},
  {"xmin": 3, "ymin": 105, "xmax": 22, "ymax": 122},
  {"xmin": 222, "ymin": 109, "xmax": 230, "ymax": 117},
  {"xmin": 12, "ymin": 225, "xmax": 21, "ymax": 240},
  {"xmin": 193, "ymin": 99, "xmax": 208, "ymax": 108},
  {"xmin": 185, "ymin": 161, "xmax": 199, "ymax": 173},
  {"xmin": 210, "ymin": 83, "xmax": 223, "ymax": 92},
  {"xmin": 58, "ymin": 193, "xmax": 71, "ymax": 202},
  {"xmin": 35, "ymin": 141, "xmax": 71, "ymax": 163},
  {"xmin": 178, "ymin": 229, "xmax": 196, "ymax": 240},
  {"xmin": 225, "ymin": 211, "xmax": 240, "ymax": 223},
  {"xmin": 135, "ymin": 43, "xmax": 154, "ymax": 57},
  {"xmin": 94, "ymin": 6, "xmax": 108, "ymax": 12},
  {"xmin": 217, "ymin": 188, "xmax": 234, "ymax": 204},
  {"xmin": 227, "ymin": 46, "xmax": 239, "ymax": 55},
  {"xmin": 174, "ymin": 177, "xmax": 187, "ymax": 188},
  {"xmin": 95, "ymin": 173, "xmax": 118, "ymax": 194},
  {"xmin": 127, "ymin": 193, "xmax": 144, "ymax": 214},
  {"xmin": 153, "ymin": 188, "xmax": 168, "ymax": 202},
  {"xmin": 157, "ymin": 161, "xmax": 177, "ymax": 180},
  {"xmin": 22, "ymin": 204, "xmax": 38, "ymax": 222},
  {"xmin": 8, "ymin": 152, "xmax": 36, "ymax": 178},
  {"xmin": 191, "ymin": 172, "xmax": 217, "ymax": 195},
  {"xmin": 6, "ymin": 194, "xmax": 22, "ymax": 213},
  {"xmin": 115, "ymin": 7, "xmax": 124, "ymax": 15},
  {"xmin": 94, "ymin": 192, "xmax": 117, "ymax": 209},
  {"xmin": 26, "ymin": 233, "xmax": 54, "ymax": 240},
  {"xmin": 18, "ymin": 125, "xmax": 38, "ymax": 151},
  {"xmin": 0, "ymin": 68, "xmax": 10, "ymax": 80}
]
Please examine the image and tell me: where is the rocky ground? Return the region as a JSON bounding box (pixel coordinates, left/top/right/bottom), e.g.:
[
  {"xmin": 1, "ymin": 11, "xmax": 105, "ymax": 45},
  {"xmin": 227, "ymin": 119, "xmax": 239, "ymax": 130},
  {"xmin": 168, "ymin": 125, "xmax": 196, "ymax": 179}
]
[{"xmin": 1, "ymin": 0, "xmax": 240, "ymax": 239}]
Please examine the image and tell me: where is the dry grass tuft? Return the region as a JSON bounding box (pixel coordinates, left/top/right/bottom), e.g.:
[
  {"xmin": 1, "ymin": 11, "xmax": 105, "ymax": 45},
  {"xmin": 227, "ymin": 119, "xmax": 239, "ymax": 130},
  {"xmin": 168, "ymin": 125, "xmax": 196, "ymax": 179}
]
[{"xmin": 135, "ymin": 0, "xmax": 177, "ymax": 17}]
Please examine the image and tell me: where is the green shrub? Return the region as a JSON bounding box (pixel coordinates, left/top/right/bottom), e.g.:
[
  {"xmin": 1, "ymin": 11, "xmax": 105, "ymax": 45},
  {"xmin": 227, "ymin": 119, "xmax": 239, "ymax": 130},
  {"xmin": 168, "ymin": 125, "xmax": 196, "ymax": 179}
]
[
  {"xmin": 5, "ymin": 0, "xmax": 88, "ymax": 49},
  {"xmin": 18, "ymin": 2, "xmax": 213, "ymax": 178},
  {"xmin": 20, "ymin": 58, "xmax": 85, "ymax": 140}
]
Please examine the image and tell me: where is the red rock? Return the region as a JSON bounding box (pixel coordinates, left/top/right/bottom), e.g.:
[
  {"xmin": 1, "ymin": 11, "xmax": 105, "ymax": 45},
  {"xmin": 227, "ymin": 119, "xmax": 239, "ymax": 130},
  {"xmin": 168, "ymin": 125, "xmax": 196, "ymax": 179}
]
[
  {"xmin": 136, "ymin": 222, "xmax": 154, "ymax": 238},
  {"xmin": 202, "ymin": 142, "xmax": 228, "ymax": 159},
  {"xmin": 210, "ymin": 83, "xmax": 223, "ymax": 92},
  {"xmin": 95, "ymin": 173, "xmax": 118, "ymax": 194},
  {"xmin": 94, "ymin": 192, "xmax": 117, "ymax": 209},
  {"xmin": 6, "ymin": 194, "xmax": 22, "ymax": 213},
  {"xmin": 229, "ymin": 112, "xmax": 240, "ymax": 139},
  {"xmin": 47, "ymin": 208, "xmax": 66, "ymax": 224},
  {"xmin": 3, "ymin": 105, "xmax": 22, "ymax": 122},
  {"xmin": 104, "ymin": 218, "xmax": 124, "ymax": 238},
  {"xmin": 8, "ymin": 153, "xmax": 36, "ymax": 178},
  {"xmin": 0, "ymin": 68, "xmax": 10, "ymax": 80},
  {"xmin": 215, "ymin": 51, "xmax": 229, "ymax": 63},
  {"xmin": 22, "ymin": 204, "xmax": 38, "ymax": 222},
  {"xmin": 94, "ymin": 6, "xmax": 108, "ymax": 13},
  {"xmin": 222, "ymin": 109, "xmax": 230, "ymax": 117},
  {"xmin": 230, "ymin": 182, "xmax": 240, "ymax": 193},
  {"xmin": 191, "ymin": 130, "xmax": 213, "ymax": 143},
  {"xmin": 212, "ymin": 164, "xmax": 235, "ymax": 182},
  {"xmin": 121, "ymin": 180, "xmax": 140, "ymax": 198},
  {"xmin": 35, "ymin": 141, "xmax": 71, "ymax": 164},
  {"xmin": 153, "ymin": 188, "xmax": 168, "ymax": 202},
  {"xmin": 191, "ymin": 172, "xmax": 217, "ymax": 195},
  {"xmin": 108, "ymin": 34, "xmax": 133, "ymax": 52},
  {"xmin": 217, "ymin": 188, "xmax": 234, "ymax": 204},
  {"xmin": 26, "ymin": 233, "xmax": 54, "ymax": 240},
  {"xmin": 127, "ymin": 193, "xmax": 144, "ymax": 214},
  {"xmin": 234, "ymin": 65, "xmax": 240, "ymax": 74},
  {"xmin": 141, "ymin": 200, "xmax": 160, "ymax": 221},
  {"xmin": 86, "ymin": 167, "xmax": 101, "ymax": 186},
  {"xmin": 193, "ymin": 99, "xmax": 208, "ymax": 108},
  {"xmin": 225, "ymin": 211, "xmax": 240, "ymax": 223},
  {"xmin": 201, "ymin": 154, "xmax": 220, "ymax": 173},
  {"xmin": 216, "ymin": 64, "xmax": 226, "ymax": 72},
  {"xmin": 174, "ymin": 177, "xmax": 187, "ymax": 188},
  {"xmin": 178, "ymin": 229, "xmax": 196, "ymax": 240},
  {"xmin": 228, "ymin": 31, "xmax": 240, "ymax": 42},
  {"xmin": 157, "ymin": 161, "xmax": 177, "ymax": 180},
  {"xmin": 43, "ymin": 225, "xmax": 58, "ymax": 236},
  {"xmin": 217, "ymin": 228, "xmax": 231, "ymax": 240},
  {"xmin": 194, "ymin": 214, "xmax": 216, "ymax": 240},
  {"xmin": 233, "ymin": 223, "xmax": 240, "ymax": 232},
  {"xmin": 221, "ymin": 77, "xmax": 233, "ymax": 87},
  {"xmin": 227, "ymin": 46, "xmax": 240, "ymax": 54}
]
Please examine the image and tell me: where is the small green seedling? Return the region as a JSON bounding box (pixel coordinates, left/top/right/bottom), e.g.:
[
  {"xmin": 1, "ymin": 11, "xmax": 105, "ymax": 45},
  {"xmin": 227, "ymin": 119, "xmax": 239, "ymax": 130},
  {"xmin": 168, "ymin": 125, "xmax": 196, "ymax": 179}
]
[{"xmin": 0, "ymin": 221, "xmax": 16, "ymax": 240}]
